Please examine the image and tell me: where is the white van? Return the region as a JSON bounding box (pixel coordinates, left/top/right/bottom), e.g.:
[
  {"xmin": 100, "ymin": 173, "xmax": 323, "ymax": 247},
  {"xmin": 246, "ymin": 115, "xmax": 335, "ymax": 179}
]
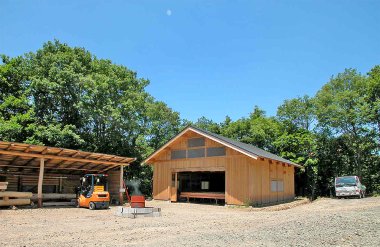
[{"xmin": 335, "ymin": 176, "xmax": 366, "ymax": 199}]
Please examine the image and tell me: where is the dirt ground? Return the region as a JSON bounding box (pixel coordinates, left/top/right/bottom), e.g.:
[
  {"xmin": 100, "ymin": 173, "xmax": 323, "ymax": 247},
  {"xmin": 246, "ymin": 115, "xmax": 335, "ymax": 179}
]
[{"xmin": 1, "ymin": 197, "xmax": 379, "ymax": 247}]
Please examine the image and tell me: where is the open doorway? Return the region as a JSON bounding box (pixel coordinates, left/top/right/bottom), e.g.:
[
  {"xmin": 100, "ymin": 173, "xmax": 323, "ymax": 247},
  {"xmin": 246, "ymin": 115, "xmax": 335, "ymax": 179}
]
[{"xmin": 177, "ymin": 171, "xmax": 225, "ymax": 204}]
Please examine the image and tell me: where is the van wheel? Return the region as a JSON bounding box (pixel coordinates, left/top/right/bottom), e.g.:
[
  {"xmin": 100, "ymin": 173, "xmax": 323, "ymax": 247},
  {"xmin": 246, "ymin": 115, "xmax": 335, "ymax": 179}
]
[{"xmin": 89, "ymin": 202, "xmax": 96, "ymax": 210}]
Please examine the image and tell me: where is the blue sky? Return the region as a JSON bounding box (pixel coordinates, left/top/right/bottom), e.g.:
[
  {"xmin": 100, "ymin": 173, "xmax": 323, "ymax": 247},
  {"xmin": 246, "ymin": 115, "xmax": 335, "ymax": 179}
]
[{"xmin": 1, "ymin": 1, "xmax": 379, "ymax": 122}]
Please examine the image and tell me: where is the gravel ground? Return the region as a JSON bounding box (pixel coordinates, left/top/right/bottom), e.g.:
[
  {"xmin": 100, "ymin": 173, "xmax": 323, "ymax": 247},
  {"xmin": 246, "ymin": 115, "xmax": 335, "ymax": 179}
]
[{"xmin": 1, "ymin": 197, "xmax": 379, "ymax": 247}]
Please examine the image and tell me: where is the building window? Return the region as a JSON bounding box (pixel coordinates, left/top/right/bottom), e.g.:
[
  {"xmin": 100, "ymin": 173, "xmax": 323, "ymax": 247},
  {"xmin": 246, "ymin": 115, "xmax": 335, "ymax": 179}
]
[
  {"xmin": 207, "ymin": 147, "xmax": 226, "ymax": 157},
  {"xmin": 171, "ymin": 150, "xmax": 186, "ymax": 160},
  {"xmin": 271, "ymin": 180, "xmax": 277, "ymax": 192},
  {"xmin": 201, "ymin": 181, "xmax": 209, "ymax": 190},
  {"xmin": 277, "ymin": 180, "xmax": 284, "ymax": 192},
  {"xmin": 187, "ymin": 148, "xmax": 205, "ymax": 158},
  {"xmin": 188, "ymin": 137, "xmax": 205, "ymax": 148},
  {"xmin": 271, "ymin": 180, "xmax": 284, "ymax": 192}
]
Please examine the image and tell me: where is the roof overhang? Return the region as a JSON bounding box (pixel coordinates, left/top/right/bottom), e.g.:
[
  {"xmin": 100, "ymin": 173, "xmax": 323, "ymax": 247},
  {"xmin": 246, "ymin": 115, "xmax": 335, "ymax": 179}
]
[
  {"xmin": 143, "ymin": 126, "xmax": 301, "ymax": 168},
  {"xmin": 0, "ymin": 141, "xmax": 136, "ymax": 175}
]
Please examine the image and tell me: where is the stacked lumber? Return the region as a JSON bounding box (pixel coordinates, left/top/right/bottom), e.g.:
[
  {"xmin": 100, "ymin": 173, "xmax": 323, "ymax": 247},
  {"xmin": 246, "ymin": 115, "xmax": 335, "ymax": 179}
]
[
  {"xmin": 31, "ymin": 193, "xmax": 76, "ymax": 201},
  {"xmin": 0, "ymin": 181, "xmax": 8, "ymax": 191},
  {"xmin": 0, "ymin": 191, "xmax": 32, "ymax": 207}
]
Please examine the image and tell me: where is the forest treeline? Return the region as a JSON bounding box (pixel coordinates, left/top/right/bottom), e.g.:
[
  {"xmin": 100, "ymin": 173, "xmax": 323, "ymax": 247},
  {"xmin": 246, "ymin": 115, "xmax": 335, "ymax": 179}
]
[{"xmin": 1, "ymin": 40, "xmax": 379, "ymax": 197}]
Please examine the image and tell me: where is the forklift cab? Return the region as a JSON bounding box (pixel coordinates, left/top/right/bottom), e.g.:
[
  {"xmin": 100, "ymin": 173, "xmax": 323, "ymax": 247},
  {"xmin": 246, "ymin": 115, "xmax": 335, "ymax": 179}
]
[
  {"xmin": 77, "ymin": 174, "xmax": 110, "ymax": 210},
  {"xmin": 80, "ymin": 174, "xmax": 108, "ymax": 197}
]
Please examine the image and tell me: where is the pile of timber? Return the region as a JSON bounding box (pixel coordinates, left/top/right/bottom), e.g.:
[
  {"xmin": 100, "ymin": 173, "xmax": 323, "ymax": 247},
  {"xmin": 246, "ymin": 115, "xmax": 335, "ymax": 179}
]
[
  {"xmin": 0, "ymin": 191, "xmax": 32, "ymax": 207},
  {"xmin": 31, "ymin": 193, "xmax": 76, "ymax": 202},
  {"xmin": 31, "ymin": 193, "xmax": 77, "ymax": 207}
]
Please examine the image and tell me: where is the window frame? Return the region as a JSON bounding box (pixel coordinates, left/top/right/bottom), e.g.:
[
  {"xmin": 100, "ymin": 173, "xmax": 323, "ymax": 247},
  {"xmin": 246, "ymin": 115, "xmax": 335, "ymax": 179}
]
[
  {"xmin": 171, "ymin": 149, "xmax": 187, "ymax": 160},
  {"xmin": 187, "ymin": 137, "xmax": 205, "ymax": 148},
  {"xmin": 206, "ymin": 146, "xmax": 226, "ymax": 157},
  {"xmin": 187, "ymin": 148, "xmax": 206, "ymax": 158}
]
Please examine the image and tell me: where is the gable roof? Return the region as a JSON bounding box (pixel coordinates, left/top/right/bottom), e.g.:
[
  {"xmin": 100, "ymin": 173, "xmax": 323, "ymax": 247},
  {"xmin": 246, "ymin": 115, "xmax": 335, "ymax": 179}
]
[{"xmin": 143, "ymin": 126, "xmax": 301, "ymax": 168}]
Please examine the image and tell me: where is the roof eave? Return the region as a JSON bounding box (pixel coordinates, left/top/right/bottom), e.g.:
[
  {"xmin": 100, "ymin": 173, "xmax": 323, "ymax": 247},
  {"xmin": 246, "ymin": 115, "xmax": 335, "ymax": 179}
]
[{"xmin": 143, "ymin": 126, "xmax": 302, "ymax": 168}]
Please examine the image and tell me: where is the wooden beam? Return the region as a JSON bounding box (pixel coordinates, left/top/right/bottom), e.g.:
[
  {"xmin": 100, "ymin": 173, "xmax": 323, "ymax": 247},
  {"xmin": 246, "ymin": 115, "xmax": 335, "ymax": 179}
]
[
  {"xmin": 24, "ymin": 146, "xmax": 33, "ymax": 153},
  {"xmin": 100, "ymin": 157, "xmax": 136, "ymax": 173},
  {"xmin": 72, "ymin": 154, "xmax": 95, "ymax": 170},
  {"xmin": 0, "ymin": 149, "xmax": 131, "ymax": 166},
  {"xmin": 37, "ymin": 158, "xmax": 44, "ymax": 208},
  {"xmin": 71, "ymin": 151, "xmax": 82, "ymax": 158},
  {"xmin": 51, "ymin": 151, "xmax": 83, "ymax": 170},
  {"xmin": 43, "ymin": 148, "xmax": 65, "ymax": 165},
  {"xmin": 51, "ymin": 160, "xmax": 68, "ymax": 168},
  {"xmin": 172, "ymin": 167, "xmax": 225, "ymax": 172},
  {"xmin": 99, "ymin": 164, "xmax": 120, "ymax": 173},
  {"xmin": 119, "ymin": 157, "xmax": 133, "ymax": 163},
  {"xmin": 6, "ymin": 144, "xmax": 14, "ymax": 150},
  {"xmin": 18, "ymin": 147, "xmax": 50, "ymax": 172},
  {"xmin": 0, "ymin": 164, "xmax": 101, "ymax": 172},
  {"xmin": 96, "ymin": 155, "xmax": 107, "ymax": 160},
  {"xmin": 0, "ymin": 171, "xmax": 80, "ymax": 178},
  {"xmin": 75, "ymin": 162, "xmax": 92, "ymax": 170},
  {"xmin": 76, "ymin": 156, "xmax": 108, "ymax": 171},
  {"xmin": 0, "ymin": 191, "xmax": 32, "ymax": 198},
  {"xmin": 9, "ymin": 144, "xmax": 32, "ymax": 164},
  {"xmin": 0, "ymin": 198, "xmax": 31, "ymax": 206},
  {"xmin": 31, "ymin": 193, "xmax": 76, "ymax": 201},
  {"xmin": 56, "ymin": 149, "xmax": 65, "ymax": 155},
  {"xmin": 77, "ymin": 156, "xmax": 134, "ymax": 172},
  {"xmin": 84, "ymin": 153, "xmax": 93, "ymax": 159}
]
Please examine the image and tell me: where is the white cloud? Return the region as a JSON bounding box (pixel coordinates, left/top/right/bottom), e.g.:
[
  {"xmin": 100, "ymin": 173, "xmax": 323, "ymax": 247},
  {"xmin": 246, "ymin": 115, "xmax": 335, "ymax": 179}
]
[{"xmin": 166, "ymin": 9, "xmax": 172, "ymax": 16}]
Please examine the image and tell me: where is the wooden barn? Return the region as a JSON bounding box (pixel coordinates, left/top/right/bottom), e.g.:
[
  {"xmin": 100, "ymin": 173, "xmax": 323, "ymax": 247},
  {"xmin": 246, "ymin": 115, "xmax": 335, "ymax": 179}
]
[
  {"xmin": 0, "ymin": 141, "xmax": 135, "ymax": 207},
  {"xmin": 143, "ymin": 126, "xmax": 301, "ymax": 206}
]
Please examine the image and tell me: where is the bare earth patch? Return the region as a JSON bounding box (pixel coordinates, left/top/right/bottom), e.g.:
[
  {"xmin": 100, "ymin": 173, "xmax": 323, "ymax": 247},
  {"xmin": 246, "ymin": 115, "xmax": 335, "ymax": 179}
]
[{"xmin": 1, "ymin": 197, "xmax": 379, "ymax": 246}]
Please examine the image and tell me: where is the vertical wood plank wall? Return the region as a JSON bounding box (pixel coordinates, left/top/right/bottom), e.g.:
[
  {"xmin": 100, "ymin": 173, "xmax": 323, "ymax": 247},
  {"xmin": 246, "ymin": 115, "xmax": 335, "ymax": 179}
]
[
  {"xmin": 2, "ymin": 174, "xmax": 80, "ymax": 193},
  {"xmin": 108, "ymin": 170, "xmax": 122, "ymax": 201},
  {"xmin": 151, "ymin": 131, "xmax": 296, "ymax": 205}
]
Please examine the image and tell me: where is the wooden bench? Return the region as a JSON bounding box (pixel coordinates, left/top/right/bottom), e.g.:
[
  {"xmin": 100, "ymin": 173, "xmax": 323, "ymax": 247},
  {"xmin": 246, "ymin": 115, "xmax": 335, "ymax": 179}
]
[{"xmin": 180, "ymin": 192, "xmax": 225, "ymax": 204}]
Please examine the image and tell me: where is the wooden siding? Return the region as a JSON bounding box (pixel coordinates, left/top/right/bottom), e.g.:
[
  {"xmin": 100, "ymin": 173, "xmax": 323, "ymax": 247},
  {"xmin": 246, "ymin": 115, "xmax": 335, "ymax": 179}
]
[
  {"xmin": 151, "ymin": 130, "xmax": 296, "ymax": 205},
  {"xmin": 2, "ymin": 174, "xmax": 82, "ymax": 194},
  {"xmin": 108, "ymin": 170, "xmax": 121, "ymax": 201}
]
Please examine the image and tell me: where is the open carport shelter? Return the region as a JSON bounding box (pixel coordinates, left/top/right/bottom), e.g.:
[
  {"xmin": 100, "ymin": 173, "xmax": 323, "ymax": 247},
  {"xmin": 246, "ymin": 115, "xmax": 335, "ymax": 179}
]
[
  {"xmin": 144, "ymin": 126, "xmax": 301, "ymax": 206},
  {"xmin": 0, "ymin": 141, "xmax": 135, "ymax": 207}
]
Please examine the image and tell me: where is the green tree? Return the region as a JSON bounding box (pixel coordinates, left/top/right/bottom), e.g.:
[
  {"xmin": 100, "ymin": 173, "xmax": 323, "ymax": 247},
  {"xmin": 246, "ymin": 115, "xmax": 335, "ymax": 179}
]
[
  {"xmin": 314, "ymin": 69, "xmax": 370, "ymax": 177},
  {"xmin": 277, "ymin": 95, "xmax": 315, "ymax": 131},
  {"xmin": 0, "ymin": 40, "xmax": 183, "ymax": 196},
  {"xmin": 194, "ymin": 116, "xmax": 221, "ymax": 134}
]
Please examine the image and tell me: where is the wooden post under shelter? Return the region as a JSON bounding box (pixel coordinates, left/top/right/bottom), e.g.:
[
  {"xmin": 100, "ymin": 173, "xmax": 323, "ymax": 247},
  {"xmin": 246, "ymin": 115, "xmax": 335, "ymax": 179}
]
[
  {"xmin": 37, "ymin": 158, "xmax": 45, "ymax": 208},
  {"xmin": 119, "ymin": 164, "xmax": 124, "ymax": 205}
]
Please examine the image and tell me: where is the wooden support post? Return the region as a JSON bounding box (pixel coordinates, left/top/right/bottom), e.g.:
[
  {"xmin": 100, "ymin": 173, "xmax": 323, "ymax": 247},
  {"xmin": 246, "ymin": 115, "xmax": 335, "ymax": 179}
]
[
  {"xmin": 119, "ymin": 164, "xmax": 124, "ymax": 205},
  {"xmin": 17, "ymin": 176, "xmax": 22, "ymax": 191},
  {"xmin": 37, "ymin": 158, "xmax": 45, "ymax": 208},
  {"xmin": 59, "ymin": 177, "xmax": 63, "ymax": 193}
]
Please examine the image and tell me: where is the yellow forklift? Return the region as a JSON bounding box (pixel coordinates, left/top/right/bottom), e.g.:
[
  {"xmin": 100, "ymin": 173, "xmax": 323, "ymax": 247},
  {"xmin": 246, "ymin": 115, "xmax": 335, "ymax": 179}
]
[{"xmin": 77, "ymin": 174, "xmax": 110, "ymax": 210}]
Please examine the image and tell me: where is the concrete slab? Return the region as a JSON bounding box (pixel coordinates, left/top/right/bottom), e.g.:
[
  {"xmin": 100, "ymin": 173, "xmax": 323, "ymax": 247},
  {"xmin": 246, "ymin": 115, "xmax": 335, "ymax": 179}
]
[{"xmin": 115, "ymin": 206, "xmax": 161, "ymax": 218}]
